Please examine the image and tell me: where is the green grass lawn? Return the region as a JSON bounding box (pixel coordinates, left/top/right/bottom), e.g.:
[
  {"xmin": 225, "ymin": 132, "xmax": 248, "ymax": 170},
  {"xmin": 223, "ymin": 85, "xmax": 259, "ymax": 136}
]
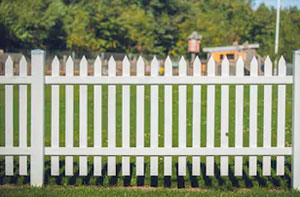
[
  {"xmin": 0, "ymin": 84, "xmax": 294, "ymax": 190},
  {"xmin": 0, "ymin": 186, "xmax": 300, "ymax": 197}
]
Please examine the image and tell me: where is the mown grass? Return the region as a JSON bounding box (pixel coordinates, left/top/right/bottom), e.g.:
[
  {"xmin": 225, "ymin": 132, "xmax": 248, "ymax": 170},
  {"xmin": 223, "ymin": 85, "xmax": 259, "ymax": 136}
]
[
  {"xmin": 0, "ymin": 83, "xmax": 294, "ymax": 190},
  {"xmin": 0, "ymin": 186, "xmax": 300, "ymax": 197}
]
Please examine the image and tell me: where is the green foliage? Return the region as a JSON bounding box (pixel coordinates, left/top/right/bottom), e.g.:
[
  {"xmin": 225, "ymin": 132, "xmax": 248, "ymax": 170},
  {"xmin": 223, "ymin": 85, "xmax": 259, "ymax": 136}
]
[
  {"xmin": 0, "ymin": 0, "xmax": 66, "ymax": 49},
  {"xmin": 117, "ymin": 4, "xmax": 156, "ymax": 53},
  {"xmin": 0, "ymin": 0, "xmax": 300, "ymax": 61}
]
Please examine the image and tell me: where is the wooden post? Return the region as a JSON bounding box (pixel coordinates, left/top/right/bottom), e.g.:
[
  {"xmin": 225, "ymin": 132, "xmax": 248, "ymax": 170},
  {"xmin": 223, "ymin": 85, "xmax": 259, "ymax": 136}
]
[
  {"xmin": 30, "ymin": 49, "xmax": 45, "ymax": 186},
  {"xmin": 293, "ymin": 50, "xmax": 300, "ymax": 190}
]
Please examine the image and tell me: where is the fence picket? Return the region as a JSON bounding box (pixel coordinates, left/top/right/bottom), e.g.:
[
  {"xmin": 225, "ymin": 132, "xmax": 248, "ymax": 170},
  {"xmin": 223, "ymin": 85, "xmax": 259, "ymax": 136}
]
[
  {"xmin": 94, "ymin": 56, "xmax": 102, "ymax": 176},
  {"xmin": 164, "ymin": 56, "xmax": 173, "ymax": 176},
  {"xmin": 19, "ymin": 56, "xmax": 27, "ymax": 175},
  {"xmin": 221, "ymin": 56, "xmax": 229, "ymax": 176},
  {"xmin": 136, "ymin": 56, "xmax": 145, "ymax": 176},
  {"xmin": 51, "ymin": 56, "xmax": 60, "ymax": 176},
  {"xmin": 122, "ymin": 56, "xmax": 130, "ymax": 176},
  {"xmin": 263, "ymin": 56, "xmax": 273, "ymax": 176},
  {"xmin": 150, "ymin": 57, "xmax": 159, "ymax": 176},
  {"xmin": 108, "ymin": 56, "xmax": 116, "ymax": 175},
  {"xmin": 277, "ymin": 56, "xmax": 286, "ymax": 176},
  {"xmin": 206, "ymin": 57, "xmax": 215, "ymax": 176},
  {"xmin": 5, "ymin": 56, "xmax": 13, "ymax": 176},
  {"xmin": 65, "ymin": 56, "xmax": 74, "ymax": 176},
  {"xmin": 235, "ymin": 57, "xmax": 244, "ymax": 176},
  {"xmin": 79, "ymin": 56, "xmax": 88, "ymax": 176},
  {"xmin": 178, "ymin": 57, "xmax": 187, "ymax": 176},
  {"xmin": 192, "ymin": 57, "xmax": 201, "ymax": 176},
  {"xmin": 249, "ymin": 57, "xmax": 258, "ymax": 176}
]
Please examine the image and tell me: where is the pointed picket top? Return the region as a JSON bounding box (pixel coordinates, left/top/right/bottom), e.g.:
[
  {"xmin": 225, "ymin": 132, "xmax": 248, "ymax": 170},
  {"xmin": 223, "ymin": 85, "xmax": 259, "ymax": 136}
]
[
  {"xmin": 51, "ymin": 56, "xmax": 60, "ymax": 76},
  {"xmin": 278, "ymin": 56, "xmax": 286, "ymax": 76},
  {"xmin": 165, "ymin": 56, "xmax": 172, "ymax": 76},
  {"xmin": 179, "ymin": 56, "xmax": 186, "ymax": 76},
  {"xmin": 207, "ymin": 56, "xmax": 215, "ymax": 76},
  {"xmin": 221, "ymin": 55, "xmax": 229, "ymax": 76},
  {"xmin": 5, "ymin": 55, "xmax": 13, "ymax": 76},
  {"xmin": 250, "ymin": 56, "xmax": 258, "ymax": 76},
  {"xmin": 94, "ymin": 56, "xmax": 102, "ymax": 76},
  {"xmin": 236, "ymin": 56, "xmax": 244, "ymax": 76},
  {"xmin": 108, "ymin": 56, "xmax": 116, "ymax": 76},
  {"xmin": 122, "ymin": 56, "xmax": 130, "ymax": 76},
  {"xmin": 151, "ymin": 56, "xmax": 159, "ymax": 77},
  {"xmin": 193, "ymin": 56, "xmax": 201, "ymax": 76},
  {"xmin": 66, "ymin": 56, "xmax": 74, "ymax": 76},
  {"xmin": 137, "ymin": 56, "xmax": 144, "ymax": 76},
  {"xmin": 66, "ymin": 56, "xmax": 73, "ymax": 64},
  {"xmin": 79, "ymin": 56, "xmax": 88, "ymax": 76},
  {"xmin": 19, "ymin": 55, "xmax": 27, "ymax": 76},
  {"xmin": 264, "ymin": 56, "xmax": 272, "ymax": 76}
]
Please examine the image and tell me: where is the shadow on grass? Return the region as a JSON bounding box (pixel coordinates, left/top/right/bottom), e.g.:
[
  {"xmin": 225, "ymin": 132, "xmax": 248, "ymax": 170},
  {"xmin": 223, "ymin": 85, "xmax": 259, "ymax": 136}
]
[
  {"xmin": 187, "ymin": 162, "xmax": 199, "ymax": 187},
  {"xmin": 0, "ymin": 158, "xmax": 293, "ymax": 188},
  {"xmin": 137, "ymin": 163, "xmax": 147, "ymax": 186},
  {"xmin": 123, "ymin": 163, "xmax": 134, "ymax": 186},
  {"xmin": 150, "ymin": 176, "xmax": 158, "ymax": 187},
  {"xmin": 175, "ymin": 163, "xmax": 185, "ymax": 188}
]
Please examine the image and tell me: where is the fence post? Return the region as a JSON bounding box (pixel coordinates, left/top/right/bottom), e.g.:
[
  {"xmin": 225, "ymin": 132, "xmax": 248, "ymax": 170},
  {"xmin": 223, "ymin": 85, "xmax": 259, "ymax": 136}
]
[
  {"xmin": 30, "ymin": 49, "xmax": 45, "ymax": 186},
  {"xmin": 293, "ymin": 50, "xmax": 300, "ymax": 190}
]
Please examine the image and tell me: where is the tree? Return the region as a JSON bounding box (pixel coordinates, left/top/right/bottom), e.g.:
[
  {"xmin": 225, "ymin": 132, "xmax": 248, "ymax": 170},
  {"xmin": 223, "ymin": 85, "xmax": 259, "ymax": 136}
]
[
  {"xmin": 0, "ymin": 0, "xmax": 66, "ymax": 50},
  {"xmin": 0, "ymin": 0, "xmax": 299, "ymax": 61}
]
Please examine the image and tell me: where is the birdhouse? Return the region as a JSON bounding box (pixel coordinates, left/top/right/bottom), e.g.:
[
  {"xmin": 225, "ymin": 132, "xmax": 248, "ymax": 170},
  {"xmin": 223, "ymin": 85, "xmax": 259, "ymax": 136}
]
[{"xmin": 188, "ymin": 31, "xmax": 202, "ymax": 53}]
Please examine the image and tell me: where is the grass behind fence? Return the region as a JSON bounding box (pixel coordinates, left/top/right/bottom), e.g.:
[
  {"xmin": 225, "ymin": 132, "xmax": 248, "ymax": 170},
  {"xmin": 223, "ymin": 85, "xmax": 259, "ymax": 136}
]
[{"xmin": 0, "ymin": 84, "xmax": 293, "ymax": 188}]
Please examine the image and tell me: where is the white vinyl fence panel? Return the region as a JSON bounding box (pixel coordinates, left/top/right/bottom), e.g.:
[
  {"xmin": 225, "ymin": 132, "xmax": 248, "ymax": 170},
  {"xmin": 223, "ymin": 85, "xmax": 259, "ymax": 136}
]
[{"xmin": 0, "ymin": 49, "xmax": 299, "ymax": 190}]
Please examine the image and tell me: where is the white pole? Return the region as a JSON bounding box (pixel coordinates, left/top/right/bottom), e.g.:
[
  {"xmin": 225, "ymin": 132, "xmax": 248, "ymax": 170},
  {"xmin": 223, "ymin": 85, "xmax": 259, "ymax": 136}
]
[
  {"xmin": 275, "ymin": 0, "xmax": 280, "ymax": 54},
  {"xmin": 274, "ymin": 0, "xmax": 280, "ymax": 75}
]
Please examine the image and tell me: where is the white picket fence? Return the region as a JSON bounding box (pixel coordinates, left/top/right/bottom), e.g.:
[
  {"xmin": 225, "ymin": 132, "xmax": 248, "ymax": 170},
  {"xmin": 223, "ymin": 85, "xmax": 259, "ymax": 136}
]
[{"xmin": 0, "ymin": 49, "xmax": 300, "ymax": 189}]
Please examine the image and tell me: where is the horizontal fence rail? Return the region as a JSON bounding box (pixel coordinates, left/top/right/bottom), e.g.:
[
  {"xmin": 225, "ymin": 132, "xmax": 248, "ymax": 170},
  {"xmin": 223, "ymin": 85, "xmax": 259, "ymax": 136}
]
[
  {"xmin": 0, "ymin": 76, "xmax": 293, "ymax": 85},
  {"xmin": 44, "ymin": 76, "xmax": 293, "ymax": 85},
  {"xmin": 0, "ymin": 49, "xmax": 299, "ymax": 189},
  {"xmin": 0, "ymin": 147, "xmax": 292, "ymax": 156}
]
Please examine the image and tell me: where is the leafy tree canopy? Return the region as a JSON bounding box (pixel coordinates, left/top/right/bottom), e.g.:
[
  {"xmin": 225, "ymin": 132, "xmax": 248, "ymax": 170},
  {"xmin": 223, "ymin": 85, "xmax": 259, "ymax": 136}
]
[{"xmin": 0, "ymin": 0, "xmax": 299, "ymax": 61}]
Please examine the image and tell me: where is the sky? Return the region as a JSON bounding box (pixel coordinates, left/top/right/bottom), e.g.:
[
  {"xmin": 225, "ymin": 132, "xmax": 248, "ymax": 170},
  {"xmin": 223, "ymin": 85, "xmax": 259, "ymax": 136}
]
[{"xmin": 254, "ymin": 0, "xmax": 300, "ymax": 9}]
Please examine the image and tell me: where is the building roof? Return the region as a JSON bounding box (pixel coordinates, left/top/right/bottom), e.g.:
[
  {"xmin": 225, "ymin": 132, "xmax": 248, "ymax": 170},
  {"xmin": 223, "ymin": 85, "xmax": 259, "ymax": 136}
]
[
  {"xmin": 203, "ymin": 43, "xmax": 259, "ymax": 53},
  {"xmin": 188, "ymin": 31, "xmax": 202, "ymax": 40}
]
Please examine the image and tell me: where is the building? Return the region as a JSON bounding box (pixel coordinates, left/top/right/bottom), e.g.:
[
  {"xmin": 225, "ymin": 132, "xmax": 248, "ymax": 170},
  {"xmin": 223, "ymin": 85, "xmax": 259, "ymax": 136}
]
[{"xmin": 203, "ymin": 41, "xmax": 262, "ymax": 75}]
